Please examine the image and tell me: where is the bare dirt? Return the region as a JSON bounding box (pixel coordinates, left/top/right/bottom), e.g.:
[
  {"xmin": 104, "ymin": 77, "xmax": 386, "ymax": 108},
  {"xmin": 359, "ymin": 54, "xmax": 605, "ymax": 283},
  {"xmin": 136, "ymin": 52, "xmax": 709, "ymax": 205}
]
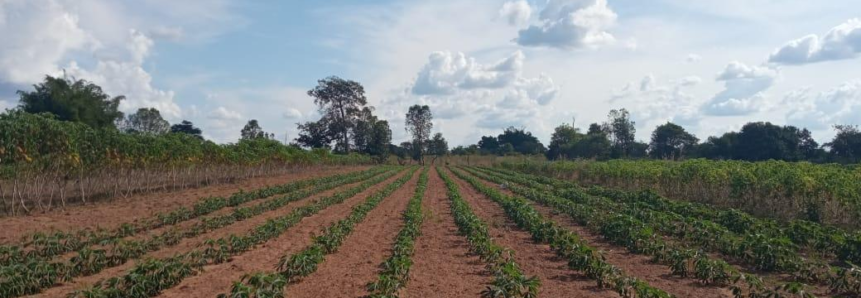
[
  {"xmin": 405, "ymin": 167, "xmax": 492, "ymax": 298},
  {"xmin": 444, "ymin": 168, "xmax": 619, "ymax": 298},
  {"xmin": 153, "ymin": 170, "xmax": 412, "ymax": 298},
  {"xmin": 28, "ymin": 173, "xmax": 378, "ymax": 298},
  {"xmin": 284, "ymin": 169, "xmax": 420, "ymax": 298},
  {"xmin": 1, "ymin": 166, "xmax": 367, "ymax": 244}
]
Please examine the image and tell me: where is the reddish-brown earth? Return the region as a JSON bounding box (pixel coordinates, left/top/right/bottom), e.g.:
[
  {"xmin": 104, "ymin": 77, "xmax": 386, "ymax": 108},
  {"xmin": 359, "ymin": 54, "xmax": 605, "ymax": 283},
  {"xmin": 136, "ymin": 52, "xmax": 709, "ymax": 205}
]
[
  {"xmin": 444, "ymin": 168, "xmax": 619, "ymax": 298},
  {"xmin": 29, "ymin": 173, "xmax": 380, "ymax": 298},
  {"xmin": 405, "ymin": 167, "xmax": 493, "ymax": 298},
  {"xmin": 1, "ymin": 166, "xmax": 368, "ymax": 243},
  {"xmin": 154, "ymin": 170, "xmax": 412, "ymax": 298},
  {"xmin": 285, "ymin": 169, "xmax": 419, "ymax": 297}
]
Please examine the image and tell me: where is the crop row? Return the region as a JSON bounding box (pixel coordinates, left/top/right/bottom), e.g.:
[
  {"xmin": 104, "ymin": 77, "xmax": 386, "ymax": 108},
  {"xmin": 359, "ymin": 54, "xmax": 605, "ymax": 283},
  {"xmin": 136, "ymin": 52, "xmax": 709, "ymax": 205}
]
[
  {"xmin": 489, "ymin": 165, "xmax": 861, "ymax": 266},
  {"xmin": 437, "ymin": 167, "xmax": 539, "ymax": 298},
  {"xmin": 221, "ymin": 167, "xmax": 419, "ymax": 297},
  {"xmin": 468, "ymin": 167, "xmax": 836, "ymax": 297},
  {"xmin": 449, "ymin": 167, "xmax": 671, "ymax": 298},
  {"xmin": 0, "ymin": 167, "xmax": 392, "ymax": 298},
  {"xmin": 0, "ymin": 167, "xmax": 382, "ymax": 265},
  {"xmin": 65, "ymin": 167, "xmax": 408, "ymax": 298},
  {"xmin": 480, "ymin": 166, "xmax": 861, "ymax": 295},
  {"xmin": 366, "ymin": 167, "xmax": 429, "ymax": 297}
]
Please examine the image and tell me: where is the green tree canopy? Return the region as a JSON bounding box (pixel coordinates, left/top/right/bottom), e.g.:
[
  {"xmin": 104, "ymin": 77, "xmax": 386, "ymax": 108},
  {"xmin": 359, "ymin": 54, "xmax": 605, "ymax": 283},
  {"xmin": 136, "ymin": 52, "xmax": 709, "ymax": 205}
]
[
  {"xmin": 170, "ymin": 120, "xmax": 203, "ymax": 139},
  {"xmin": 648, "ymin": 122, "xmax": 699, "ymax": 160},
  {"xmin": 307, "ymin": 76, "xmax": 368, "ymax": 153},
  {"xmin": 17, "ymin": 75, "xmax": 125, "ymax": 129},
  {"xmin": 405, "ymin": 105, "xmax": 433, "ymax": 164},
  {"xmin": 123, "ymin": 107, "xmax": 170, "ymax": 134}
]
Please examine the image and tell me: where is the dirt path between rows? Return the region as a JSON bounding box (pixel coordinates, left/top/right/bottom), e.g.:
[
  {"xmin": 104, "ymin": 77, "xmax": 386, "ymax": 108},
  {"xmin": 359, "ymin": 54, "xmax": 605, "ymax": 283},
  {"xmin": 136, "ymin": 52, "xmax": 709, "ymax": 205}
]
[
  {"xmin": 28, "ymin": 174, "xmax": 377, "ymax": 298},
  {"xmin": 285, "ymin": 170, "xmax": 420, "ymax": 298},
  {"xmin": 445, "ymin": 168, "xmax": 618, "ymax": 298},
  {"xmin": 467, "ymin": 169, "xmax": 735, "ymax": 298},
  {"xmin": 404, "ymin": 167, "xmax": 492, "ymax": 298},
  {"xmin": 2, "ymin": 166, "xmax": 368, "ymax": 243},
  {"xmin": 154, "ymin": 170, "xmax": 413, "ymax": 298}
]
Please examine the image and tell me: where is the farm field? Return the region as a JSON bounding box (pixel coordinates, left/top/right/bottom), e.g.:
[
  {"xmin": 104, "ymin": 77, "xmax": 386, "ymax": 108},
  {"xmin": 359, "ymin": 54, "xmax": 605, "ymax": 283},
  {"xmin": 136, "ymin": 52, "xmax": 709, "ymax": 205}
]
[{"xmin": 1, "ymin": 165, "xmax": 859, "ymax": 298}]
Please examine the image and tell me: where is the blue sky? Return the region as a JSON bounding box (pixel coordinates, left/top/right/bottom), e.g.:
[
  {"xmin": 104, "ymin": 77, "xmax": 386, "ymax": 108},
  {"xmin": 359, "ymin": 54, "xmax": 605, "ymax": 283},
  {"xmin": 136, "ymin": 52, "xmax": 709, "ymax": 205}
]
[{"xmin": 1, "ymin": 0, "xmax": 860, "ymax": 146}]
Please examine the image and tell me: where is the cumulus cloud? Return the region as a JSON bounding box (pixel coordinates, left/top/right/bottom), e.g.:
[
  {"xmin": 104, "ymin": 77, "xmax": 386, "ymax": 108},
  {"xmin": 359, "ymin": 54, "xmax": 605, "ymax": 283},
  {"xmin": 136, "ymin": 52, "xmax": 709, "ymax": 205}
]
[
  {"xmin": 65, "ymin": 30, "xmax": 181, "ymax": 120},
  {"xmin": 702, "ymin": 61, "xmax": 778, "ymax": 116},
  {"xmin": 499, "ymin": 0, "xmax": 532, "ymax": 26},
  {"xmin": 784, "ymin": 80, "xmax": 861, "ymax": 130},
  {"xmin": 515, "ymin": 0, "xmax": 617, "ymax": 49},
  {"xmin": 209, "ymin": 106, "xmax": 242, "ymax": 121},
  {"xmin": 283, "ymin": 108, "xmax": 303, "ymax": 120},
  {"xmin": 610, "ymin": 74, "xmax": 702, "ymax": 127},
  {"xmin": 0, "ymin": 0, "xmax": 95, "ymax": 85},
  {"xmin": 769, "ymin": 18, "xmax": 861, "ymax": 65},
  {"xmin": 412, "ymin": 51, "xmax": 524, "ymax": 95}
]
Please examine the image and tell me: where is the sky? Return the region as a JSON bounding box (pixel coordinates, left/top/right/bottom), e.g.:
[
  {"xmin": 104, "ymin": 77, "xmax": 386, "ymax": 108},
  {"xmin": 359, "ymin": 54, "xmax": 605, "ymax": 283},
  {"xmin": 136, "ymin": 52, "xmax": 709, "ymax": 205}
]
[{"xmin": 1, "ymin": 0, "xmax": 860, "ymax": 146}]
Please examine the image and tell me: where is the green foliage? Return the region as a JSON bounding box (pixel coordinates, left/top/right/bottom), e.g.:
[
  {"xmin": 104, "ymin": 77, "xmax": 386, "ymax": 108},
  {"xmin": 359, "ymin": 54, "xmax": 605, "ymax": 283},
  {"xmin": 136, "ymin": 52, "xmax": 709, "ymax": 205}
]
[
  {"xmin": 0, "ymin": 112, "xmax": 370, "ymax": 179},
  {"xmin": 17, "ymin": 75, "xmax": 124, "ymax": 129},
  {"xmin": 649, "ymin": 122, "xmax": 698, "ymax": 160}
]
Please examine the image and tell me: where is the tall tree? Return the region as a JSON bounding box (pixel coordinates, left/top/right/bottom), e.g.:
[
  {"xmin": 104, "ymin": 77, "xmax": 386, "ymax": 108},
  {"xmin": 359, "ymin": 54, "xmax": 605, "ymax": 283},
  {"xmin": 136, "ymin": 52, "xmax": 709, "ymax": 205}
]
[
  {"xmin": 427, "ymin": 132, "xmax": 449, "ymax": 164},
  {"xmin": 307, "ymin": 76, "xmax": 367, "ymax": 153},
  {"xmin": 825, "ymin": 125, "xmax": 861, "ymax": 163},
  {"xmin": 123, "ymin": 108, "xmax": 170, "ymax": 134},
  {"xmin": 497, "ymin": 127, "xmax": 546, "ymax": 155},
  {"xmin": 604, "ymin": 109, "xmax": 636, "ymax": 157},
  {"xmin": 733, "ymin": 122, "xmax": 819, "ymax": 161},
  {"xmin": 295, "ymin": 118, "xmax": 334, "ymax": 149},
  {"xmin": 478, "ymin": 136, "xmax": 500, "ymax": 154},
  {"xmin": 18, "ymin": 75, "xmax": 124, "ymax": 129},
  {"xmin": 241, "ymin": 119, "xmax": 268, "ymax": 140},
  {"xmin": 546, "ymin": 122, "xmax": 583, "ymax": 160},
  {"xmin": 170, "ymin": 120, "xmax": 203, "ymax": 139},
  {"xmin": 648, "ymin": 122, "xmax": 699, "ymax": 160},
  {"xmin": 366, "ymin": 120, "xmax": 392, "ymax": 164},
  {"xmin": 405, "ymin": 105, "xmax": 433, "ymax": 164}
]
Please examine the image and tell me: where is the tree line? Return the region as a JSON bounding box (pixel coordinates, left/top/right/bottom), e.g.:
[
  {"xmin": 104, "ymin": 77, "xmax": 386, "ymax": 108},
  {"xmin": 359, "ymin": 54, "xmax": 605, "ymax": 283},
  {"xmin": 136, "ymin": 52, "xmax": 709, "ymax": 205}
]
[{"xmin": 453, "ymin": 108, "xmax": 861, "ymax": 164}]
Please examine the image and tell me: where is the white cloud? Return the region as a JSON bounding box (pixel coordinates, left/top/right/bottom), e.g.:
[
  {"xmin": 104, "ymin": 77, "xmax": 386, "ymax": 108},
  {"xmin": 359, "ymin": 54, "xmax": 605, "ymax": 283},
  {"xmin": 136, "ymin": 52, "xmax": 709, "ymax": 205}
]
[
  {"xmin": 515, "ymin": 0, "xmax": 617, "ymax": 49},
  {"xmin": 283, "ymin": 108, "xmax": 303, "ymax": 120},
  {"xmin": 702, "ymin": 61, "xmax": 778, "ymax": 116},
  {"xmin": 769, "ymin": 18, "xmax": 861, "ymax": 65},
  {"xmin": 610, "ymin": 74, "xmax": 702, "ymax": 128},
  {"xmin": 209, "ymin": 106, "xmax": 242, "ymax": 121},
  {"xmin": 499, "ymin": 0, "xmax": 531, "ymax": 26},
  {"xmin": 66, "ymin": 30, "xmax": 181, "ymax": 120},
  {"xmin": 784, "ymin": 80, "xmax": 861, "ymax": 130},
  {"xmin": 412, "ymin": 51, "xmax": 524, "ymax": 95},
  {"xmin": 0, "ymin": 0, "xmax": 95, "ymax": 85},
  {"xmin": 686, "ymin": 53, "xmax": 702, "ymax": 63}
]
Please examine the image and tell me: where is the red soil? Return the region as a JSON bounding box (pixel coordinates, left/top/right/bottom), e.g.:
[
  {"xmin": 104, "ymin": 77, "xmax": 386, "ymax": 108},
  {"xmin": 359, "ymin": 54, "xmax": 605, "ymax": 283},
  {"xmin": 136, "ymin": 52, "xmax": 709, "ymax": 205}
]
[
  {"xmin": 405, "ymin": 167, "xmax": 493, "ymax": 297},
  {"xmin": 284, "ymin": 169, "xmax": 420, "ymax": 297},
  {"xmin": 153, "ymin": 170, "xmax": 412, "ymax": 298},
  {"xmin": 444, "ymin": 168, "xmax": 619, "ymax": 298},
  {"xmin": 29, "ymin": 175, "xmax": 375, "ymax": 298},
  {"xmin": 1, "ymin": 166, "xmax": 367, "ymax": 244}
]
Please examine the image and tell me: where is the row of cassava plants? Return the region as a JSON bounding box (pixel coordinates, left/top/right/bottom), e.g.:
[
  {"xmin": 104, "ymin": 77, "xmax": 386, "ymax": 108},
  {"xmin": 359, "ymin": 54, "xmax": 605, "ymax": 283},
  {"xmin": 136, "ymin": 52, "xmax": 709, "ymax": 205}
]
[
  {"xmin": 0, "ymin": 111, "xmax": 373, "ymax": 215},
  {"xmin": 0, "ymin": 167, "xmax": 386, "ymax": 265},
  {"xmin": 478, "ymin": 166, "xmax": 861, "ymax": 295},
  {"xmin": 449, "ymin": 167, "xmax": 672, "ymax": 298},
  {"xmin": 64, "ymin": 168, "xmax": 408, "ymax": 298},
  {"xmin": 221, "ymin": 167, "xmax": 419, "ymax": 297},
  {"xmin": 499, "ymin": 159, "xmax": 861, "ymax": 228},
  {"xmin": 468, "ymin": 167, "xmax": 836, "ymax": 297},
  {"xmin": 0, "ymin": 167, "xmax": 394, "ymax": 298},
  {"xmin": 486, "ymin": 165, "xmax": 861, "ymax": 266},
  {"xmin": 366, "ymin": 167, "xmax": 429, "ymax": 297},
  {"xmin": 437, "ymin": 167, "xmax": 540, "ymax": 298}
]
